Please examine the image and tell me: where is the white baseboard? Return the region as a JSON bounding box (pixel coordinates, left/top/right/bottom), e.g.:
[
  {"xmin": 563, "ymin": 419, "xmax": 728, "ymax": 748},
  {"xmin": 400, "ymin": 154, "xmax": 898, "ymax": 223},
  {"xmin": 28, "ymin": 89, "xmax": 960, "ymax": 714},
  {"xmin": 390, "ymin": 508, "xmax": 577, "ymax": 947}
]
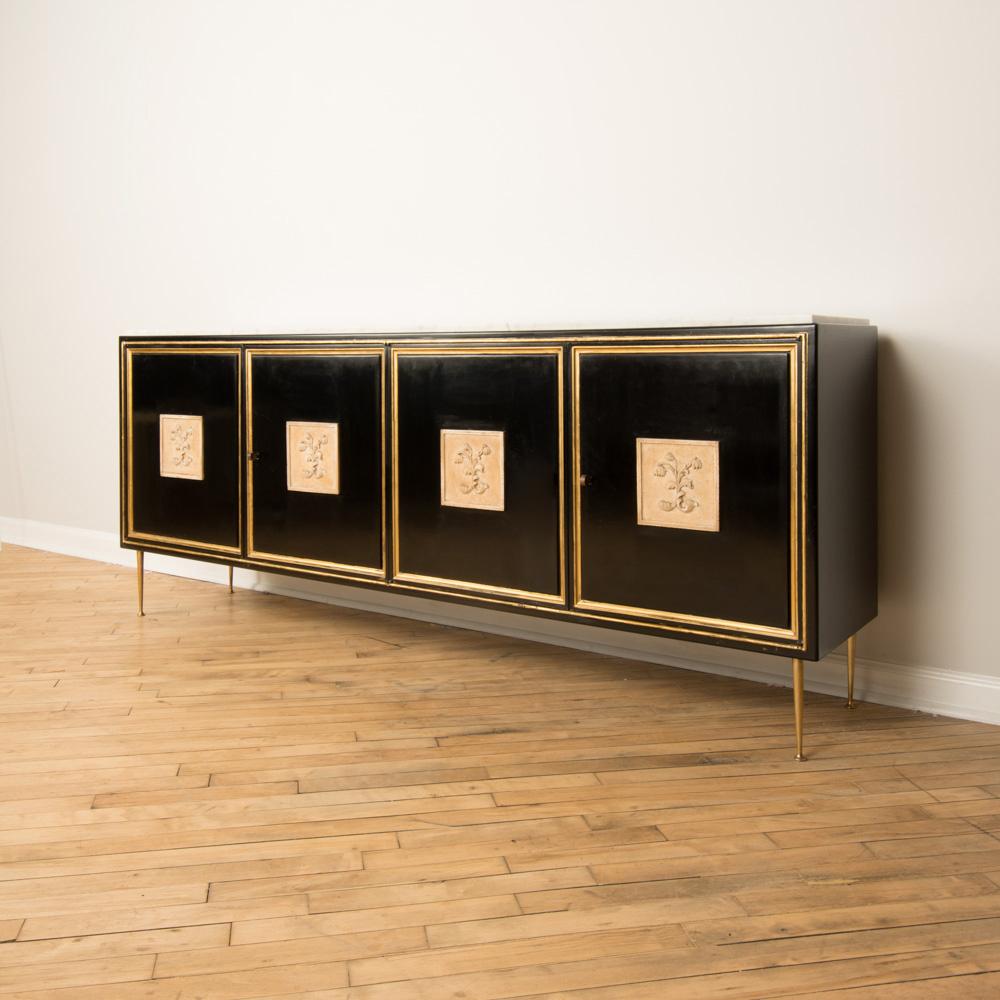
[{"xmin": 3, "ymin": 514, "xmax": 999, "ymax": 726}]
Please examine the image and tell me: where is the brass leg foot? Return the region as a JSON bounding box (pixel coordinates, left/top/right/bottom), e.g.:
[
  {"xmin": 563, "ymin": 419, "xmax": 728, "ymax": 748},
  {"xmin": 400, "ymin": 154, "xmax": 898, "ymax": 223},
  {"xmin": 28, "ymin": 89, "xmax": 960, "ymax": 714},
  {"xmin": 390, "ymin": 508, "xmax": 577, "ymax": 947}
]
[
  {"xmin": 793, "ymin": 658, "xmax": 805, "ymax": 761},
  {"xmin": 228, "ymin": 565, "xmax": 234, "ymax": 594},
  {"xmin": 845, "ymin": 634, "xmax": 857, "ymax": 709},
  {"xmin": 136, "ymin": 551, "xmax": 145, "ymax": 617}
]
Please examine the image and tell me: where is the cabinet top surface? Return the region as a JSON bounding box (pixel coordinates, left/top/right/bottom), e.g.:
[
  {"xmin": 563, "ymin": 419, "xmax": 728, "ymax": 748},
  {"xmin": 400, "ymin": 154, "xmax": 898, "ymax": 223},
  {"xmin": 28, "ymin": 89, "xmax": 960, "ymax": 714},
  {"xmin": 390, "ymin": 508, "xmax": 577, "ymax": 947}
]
[{"xmin": 121, "ymin": 315, "xmax": 872, "ymax": 343}]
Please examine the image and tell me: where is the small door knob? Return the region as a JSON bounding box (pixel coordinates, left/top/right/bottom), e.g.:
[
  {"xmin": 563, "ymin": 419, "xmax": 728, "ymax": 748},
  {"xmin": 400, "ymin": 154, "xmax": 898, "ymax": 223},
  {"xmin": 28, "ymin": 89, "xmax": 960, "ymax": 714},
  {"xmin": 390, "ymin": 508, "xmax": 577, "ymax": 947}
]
[
  {"xmin": 247, "ymin": 451, "xmax": 260, "ymax": 462},
  {"xmin": 579, "ymin": 474, "xmax": 592, "ymax": 487}
]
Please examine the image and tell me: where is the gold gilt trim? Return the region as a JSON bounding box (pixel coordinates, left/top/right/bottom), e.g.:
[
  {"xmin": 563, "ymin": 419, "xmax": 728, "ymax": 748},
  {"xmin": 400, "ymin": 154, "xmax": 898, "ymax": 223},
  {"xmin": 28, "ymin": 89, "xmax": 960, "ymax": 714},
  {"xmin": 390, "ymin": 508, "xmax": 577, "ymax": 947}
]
[
  {"xmin": 245, "ymin": 347, "xmax": 387, "ymax": 579},
  {"xmin": 119, "ymin": 330, "xmax": 812, "ymax": 348},
  {"xmin": 124, "ymin": 346, "xmax": 243, "ymax": 555},
  {"xmin": 119, "ymin": 332, "xmax": 810, "ymax": 648},
  {"xmin": 120, "ymin": 539, "xmax": 392, "ymax": 585},
  {"xmin": 377, "ymin": 332, "xmax": 805, "ymax": 347},
  {"xmin": 571, "ymin": 340, "xmax": 806, "ymax": 646},
  {"xmin": 115, "ymin": 534, "xmax": 802, "ymax": 649},
  {"xmin": 391, "ymin": 345, "xmax": 566, "ymax": 606},
  {"xmin": 377, "ymin": 580, "xmax": 802, "ymax": 648}
]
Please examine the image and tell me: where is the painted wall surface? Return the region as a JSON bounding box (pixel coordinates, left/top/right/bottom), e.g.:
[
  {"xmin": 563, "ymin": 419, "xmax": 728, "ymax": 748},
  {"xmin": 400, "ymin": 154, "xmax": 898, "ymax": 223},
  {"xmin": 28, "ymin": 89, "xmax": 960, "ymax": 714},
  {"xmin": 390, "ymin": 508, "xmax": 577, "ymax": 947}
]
[{"xmin": 1, "ymin": 1, "xmax": 998, "ymax": 677}]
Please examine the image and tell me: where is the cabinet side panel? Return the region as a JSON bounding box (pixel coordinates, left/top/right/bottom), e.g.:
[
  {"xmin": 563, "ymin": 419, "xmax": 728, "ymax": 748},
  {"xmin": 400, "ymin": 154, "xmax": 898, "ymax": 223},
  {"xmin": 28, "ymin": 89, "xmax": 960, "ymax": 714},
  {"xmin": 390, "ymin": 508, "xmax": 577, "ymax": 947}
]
[{"xmin": 816, "ymin": 324, "xmax": 878, "ymax": 657}]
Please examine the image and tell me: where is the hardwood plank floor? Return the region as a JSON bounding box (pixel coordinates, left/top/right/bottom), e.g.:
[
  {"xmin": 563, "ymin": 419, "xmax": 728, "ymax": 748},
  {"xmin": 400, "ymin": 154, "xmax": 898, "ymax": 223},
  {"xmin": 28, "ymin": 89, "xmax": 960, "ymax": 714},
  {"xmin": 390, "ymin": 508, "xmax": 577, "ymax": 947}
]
[{"xmin": 2, "ymin": 543, "xmax": 1000, "ymax": 998}]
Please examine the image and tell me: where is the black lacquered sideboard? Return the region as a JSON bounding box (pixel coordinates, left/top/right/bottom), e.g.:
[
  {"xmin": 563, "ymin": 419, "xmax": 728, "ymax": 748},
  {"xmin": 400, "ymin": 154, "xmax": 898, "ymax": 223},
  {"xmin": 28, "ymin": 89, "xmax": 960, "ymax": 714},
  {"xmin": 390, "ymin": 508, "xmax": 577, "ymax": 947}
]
[{"xmin": 120, "ymin": 319, "xmax": 877, "ymax": 758}]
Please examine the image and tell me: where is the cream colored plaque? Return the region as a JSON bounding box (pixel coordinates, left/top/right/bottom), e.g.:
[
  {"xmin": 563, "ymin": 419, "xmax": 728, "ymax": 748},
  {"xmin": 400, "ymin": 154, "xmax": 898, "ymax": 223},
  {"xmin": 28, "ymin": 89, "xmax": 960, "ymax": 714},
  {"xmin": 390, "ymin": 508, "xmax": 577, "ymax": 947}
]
[
  {"xmin": 286, "ymin": 421, "xmax": 339, "ymax": 494},
  {"xmin": 159, "ymin": 414, "xmax": 204, "ymax": 480},
  {"xmin": 440, "ymin": 429, "xmax": 505, "ymax": 511},
  {"xmin": 636, "ymin": 437, "xmax": 719, "ymax": 532}
]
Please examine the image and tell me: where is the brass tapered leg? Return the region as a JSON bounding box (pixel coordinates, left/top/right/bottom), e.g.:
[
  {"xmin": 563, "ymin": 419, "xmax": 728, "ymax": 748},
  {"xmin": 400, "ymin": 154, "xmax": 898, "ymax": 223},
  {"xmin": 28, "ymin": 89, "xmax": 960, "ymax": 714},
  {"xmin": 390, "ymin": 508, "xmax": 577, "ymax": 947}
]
[
  {"xmin": 846, "ymin": 634, "xmax": 857, "ymax": 709},
  {"xmin": 136, "ymin": 550, "xmax": 145, "ymax": 617},
  {"xmin": 228, "ymin": 565, "xmax": 234, "ymax": 594},
  {"xmin": 793, "ymin": 658, "xmax": 805, "ymax": 761}
]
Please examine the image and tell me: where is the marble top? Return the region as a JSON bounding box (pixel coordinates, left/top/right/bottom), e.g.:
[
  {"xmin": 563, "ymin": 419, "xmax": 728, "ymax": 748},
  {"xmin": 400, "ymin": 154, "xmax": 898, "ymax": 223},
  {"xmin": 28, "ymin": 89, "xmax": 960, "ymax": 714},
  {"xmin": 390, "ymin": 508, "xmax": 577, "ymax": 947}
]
[{"xmin": 127, "ymin": 315, "xmax": 871, "ymax": 339}]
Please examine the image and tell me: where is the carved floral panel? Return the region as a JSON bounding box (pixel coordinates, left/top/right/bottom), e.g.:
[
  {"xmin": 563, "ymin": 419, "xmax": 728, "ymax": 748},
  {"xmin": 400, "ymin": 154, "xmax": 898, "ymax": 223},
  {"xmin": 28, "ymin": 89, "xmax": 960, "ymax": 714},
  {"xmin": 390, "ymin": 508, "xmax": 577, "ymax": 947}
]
[
  {"xmin": 636, "ymin": 437, "xmax": 719, "ymax": 532},
  {"xmin": 286, "ymin": 421, "xmax": 340, "ymax": 495},
  {"xmin": 440, "ymin": 429, "xmax": 505, "ymax": 511},
  {"xmin": 159, "ymin": 414, "xmax": 204, "ymax": 481}
]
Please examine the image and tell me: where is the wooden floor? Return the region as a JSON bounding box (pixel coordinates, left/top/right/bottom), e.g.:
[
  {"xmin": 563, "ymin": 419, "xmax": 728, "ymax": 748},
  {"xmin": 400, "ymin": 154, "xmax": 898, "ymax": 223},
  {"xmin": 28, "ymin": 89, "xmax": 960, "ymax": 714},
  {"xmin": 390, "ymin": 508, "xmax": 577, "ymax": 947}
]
[{"xmin": 3, "ymin": 548, "xmax": 1000, "ymax": 998}]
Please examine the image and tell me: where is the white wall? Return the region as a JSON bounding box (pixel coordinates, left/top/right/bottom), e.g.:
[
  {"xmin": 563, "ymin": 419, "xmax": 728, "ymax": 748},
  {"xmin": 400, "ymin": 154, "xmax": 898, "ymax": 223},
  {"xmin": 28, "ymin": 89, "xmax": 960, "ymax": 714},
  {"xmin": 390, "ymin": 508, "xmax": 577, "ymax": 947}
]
[{"xmin": 1, "ymin": 1, "xmax": 998, "ymax": 686}]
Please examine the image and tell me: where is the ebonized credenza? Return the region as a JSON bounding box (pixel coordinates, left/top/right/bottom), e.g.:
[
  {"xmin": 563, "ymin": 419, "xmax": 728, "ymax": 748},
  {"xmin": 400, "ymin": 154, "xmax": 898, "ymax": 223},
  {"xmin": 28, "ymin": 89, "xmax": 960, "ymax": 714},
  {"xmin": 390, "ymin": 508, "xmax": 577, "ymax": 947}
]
[{"xmin": 119, "ymin": 319, "xmax": 877, "ymax": 759}]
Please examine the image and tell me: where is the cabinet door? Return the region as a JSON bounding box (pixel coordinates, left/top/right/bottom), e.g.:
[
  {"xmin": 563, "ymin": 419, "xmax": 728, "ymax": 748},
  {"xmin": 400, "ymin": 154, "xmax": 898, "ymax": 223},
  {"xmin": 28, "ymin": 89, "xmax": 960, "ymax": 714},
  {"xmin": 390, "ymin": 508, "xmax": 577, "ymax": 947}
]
[
  {"xmin": 124, "ymin": 347, "xmax": 242, "ymax": 554},
  {"xmin": 246, "ymin": 349, "xmax": 384, "ymax": 577},
  {"xmin": 392, "ymin": 346, "xmax": 565, "ymax": 604},
  {"xmin": 573, "ymin": 342, "xmax": 805, "ymax": 647}
]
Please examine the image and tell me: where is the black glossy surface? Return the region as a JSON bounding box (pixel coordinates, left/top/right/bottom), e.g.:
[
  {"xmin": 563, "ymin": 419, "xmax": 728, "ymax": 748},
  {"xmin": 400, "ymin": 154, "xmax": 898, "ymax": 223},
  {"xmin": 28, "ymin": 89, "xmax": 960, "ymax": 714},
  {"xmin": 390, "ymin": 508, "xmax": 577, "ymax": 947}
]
[
  {"xmin": 815, "ymin": 322, "xmax": 878, "ymax": 657},
  {"xmin": 121, "ymin": 327, "xmax": 879, "ymax": 661},
  {"xmin": 249, "ymin": 353, "xmax": 383, "ymax": 571},
  {"xmin": 577, "ymin": 350, "xmax": 792, "ymax": 628},
  {"xmin": 129, "ymin": 351, "xmax": 241, "ymax": 550},
  {"xmin": 394, "ymin": 351, "xmax": 562, "ymax": 597}
]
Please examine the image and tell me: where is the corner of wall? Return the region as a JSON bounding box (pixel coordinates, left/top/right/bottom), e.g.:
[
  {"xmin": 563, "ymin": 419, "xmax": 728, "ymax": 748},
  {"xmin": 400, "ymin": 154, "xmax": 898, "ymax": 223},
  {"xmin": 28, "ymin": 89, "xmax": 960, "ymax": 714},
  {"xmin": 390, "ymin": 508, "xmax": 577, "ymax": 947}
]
[{"xmin": 0, "ymin": 330, "xmax": 25, "ymax": 522}]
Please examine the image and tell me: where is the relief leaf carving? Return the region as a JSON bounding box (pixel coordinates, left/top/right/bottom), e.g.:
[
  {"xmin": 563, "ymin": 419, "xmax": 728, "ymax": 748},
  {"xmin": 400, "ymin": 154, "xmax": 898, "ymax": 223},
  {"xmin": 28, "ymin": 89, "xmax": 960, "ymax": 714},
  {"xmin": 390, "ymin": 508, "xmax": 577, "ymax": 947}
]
[
  {"xmin": 286, "ymin": 421, "xmax": 339, "ymax": 494},
  {"xmin": 160, "ymin": 415, "xmax": 204, "ymax": 481},
  {"xmin": 170, "ymin": 424, "xmax": 195, "ymax": 468},
  {"xmin": 654, "ymin": 452, "xmax": 703, "ymax": 514},
  {"xmin": 454, "ymin": 442, "xmax": 492, "ymax": 496},
  {"xmin": 440, "ymin": 429, "xmax": 504, "ymax": 511},
  {"xmin": 297, "ymin": 431, "xmax": 328, "ymax": 480},
  {"xmin": 636, "ymin": 437, "xmax": 718, "ymax": 531}
]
